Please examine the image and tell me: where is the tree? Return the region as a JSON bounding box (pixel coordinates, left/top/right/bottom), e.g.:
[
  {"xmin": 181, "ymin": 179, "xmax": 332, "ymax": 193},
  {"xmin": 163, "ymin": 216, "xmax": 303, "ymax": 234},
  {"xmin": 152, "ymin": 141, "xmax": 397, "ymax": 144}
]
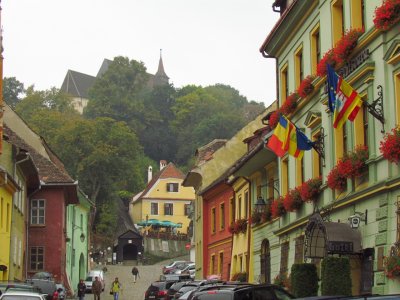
[{"xmin": 3, "ymin": 77, "xmax": 25, "ymax": 108}]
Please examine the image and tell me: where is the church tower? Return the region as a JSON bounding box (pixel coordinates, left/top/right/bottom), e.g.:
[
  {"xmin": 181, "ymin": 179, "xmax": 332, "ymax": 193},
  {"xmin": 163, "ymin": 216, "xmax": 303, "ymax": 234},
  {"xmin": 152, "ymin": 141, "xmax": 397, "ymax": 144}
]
[{"xmin": 154, "ymin": 49, "xmax": 169, "ymax": 86}]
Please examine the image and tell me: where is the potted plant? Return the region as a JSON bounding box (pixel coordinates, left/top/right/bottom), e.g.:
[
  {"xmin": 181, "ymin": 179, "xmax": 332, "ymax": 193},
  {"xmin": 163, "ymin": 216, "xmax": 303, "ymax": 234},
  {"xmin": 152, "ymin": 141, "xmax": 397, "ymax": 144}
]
[
  {"xmin": 283, "ymin": 188, "xmax": 303, "ymax": 212},
  {"xmin": 380, "ymin": 127, "xmax": 400, "ymax": 164},
  {"xmin": 297, "ymin": 75, "xmax": 315, "ymax": 98},
  {"xmin": 251, "ymin": 209, "xmax": 262, "ymax": 225},
  {"xmin": 299, "ymin": 177, "xmax": 322, "ymax": 203},
  {"xmin": 383, "ymin": 254, "xmax": 400, "ymax": 279},
  {"xmin": 271, "ymin": 197, "xmax": 286, "ymax": 218},
  {"xmin": 373, "ymin": 0, "xmax": 400, "ymax": 31},
  {"xmin": 327, "ymin": 165, "xmax": 347, "ymax": 192}
]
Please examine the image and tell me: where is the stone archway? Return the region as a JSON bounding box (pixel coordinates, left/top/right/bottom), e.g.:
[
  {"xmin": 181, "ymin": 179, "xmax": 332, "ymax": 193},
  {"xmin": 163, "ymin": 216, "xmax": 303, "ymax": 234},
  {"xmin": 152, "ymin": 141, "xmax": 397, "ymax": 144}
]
[
  {"xmin": 260, "ymin": 239, "xmax": 271, "ymax": 283},
  {"xmin": 123, "ymin": 244, "xmax": 138, "ymax": 260}
]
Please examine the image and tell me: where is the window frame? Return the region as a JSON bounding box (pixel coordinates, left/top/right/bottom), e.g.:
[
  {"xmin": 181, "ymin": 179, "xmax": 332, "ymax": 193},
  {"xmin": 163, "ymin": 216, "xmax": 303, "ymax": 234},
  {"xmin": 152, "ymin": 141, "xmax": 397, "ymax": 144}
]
[
  {"xmin": 164, "ymin": 203, "xmax": 173, "ymax": 216},
  {"xmin": 31, "ymin": 199, "xmax": 45, "ymax": 225},
  {"xmin": 151, "ymin": 202, "xmax": 159, "ymax": 215},
  {"xmin": 166, "ymin": 183, "xmax": 179, "ymax": 193},
  {"xmin": 30, "ymin": 246, "xmax": 44, "ymax": 272}
]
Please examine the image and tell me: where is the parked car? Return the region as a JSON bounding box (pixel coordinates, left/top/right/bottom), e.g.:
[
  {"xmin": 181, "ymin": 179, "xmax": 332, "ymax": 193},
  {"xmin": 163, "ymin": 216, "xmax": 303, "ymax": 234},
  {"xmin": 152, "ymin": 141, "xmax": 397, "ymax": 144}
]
[
  {"xmin": 25, "ymin": 279, "xmax": 57, "ymax": 300},
  {"xmin": 174, "ymin": 263, "xmax": 195, "ymax": 279},
  {"xmin": 163, "ymin": 261, "xmax": 191, "ymax": 274},
  {"xmin": 84, "ymin": 270, "xmax": 105, "ymax": 293},
  {"xmin": 0, "ymin": 290, "xmax": 47, "ymax": 300},
  {"xmin": 187, "ymin": 283, "xmax": 295, "ymax": 300},
  {"xmin": 5, "ymin": 283, "xmax": 42, "ymax": 294},
  {"xmin": 144, "ymin": 281, "xmax": 178, "ymax": 300},
  {"xmin": 166, "ymin": 281, "xmax": 192, "ymax": 300}
]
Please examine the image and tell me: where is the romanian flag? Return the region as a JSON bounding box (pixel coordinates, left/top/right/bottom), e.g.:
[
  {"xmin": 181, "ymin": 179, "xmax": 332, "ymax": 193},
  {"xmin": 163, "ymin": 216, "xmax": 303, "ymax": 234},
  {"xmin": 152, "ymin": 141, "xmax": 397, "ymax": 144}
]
[
  {"xmin": 327, "ymin": 64, "xmax": 363, "ymax": 129},
  {"xmin": 267, "ymin": 115, "xmax": 293, "ymax": 157},
  {"xmin": 267, "ymin": 115, "xmax": 314, "ymax": 159}
]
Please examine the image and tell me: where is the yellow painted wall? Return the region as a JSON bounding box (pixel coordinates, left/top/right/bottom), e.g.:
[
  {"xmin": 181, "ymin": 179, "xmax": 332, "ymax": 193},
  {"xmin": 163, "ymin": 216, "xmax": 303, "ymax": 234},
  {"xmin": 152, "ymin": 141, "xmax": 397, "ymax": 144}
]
[
  {"xmin": 0, "ymin": 185, "xmax": 13, "ymax": 281},
  {"xmin": 230, "ymin": 178, "xmax": 250, "ymax": 277},
  {"xmin": 147, "ymin": 178, "xmax": 195, "ymax": 199}
]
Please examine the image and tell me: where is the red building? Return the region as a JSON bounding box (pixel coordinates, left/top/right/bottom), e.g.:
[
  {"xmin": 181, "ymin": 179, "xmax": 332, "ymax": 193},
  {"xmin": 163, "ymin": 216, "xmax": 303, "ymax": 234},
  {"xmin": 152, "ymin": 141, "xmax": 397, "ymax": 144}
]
[{"xmin": 202, "ymin": 181, "xmax": 233, "ymax": 281}]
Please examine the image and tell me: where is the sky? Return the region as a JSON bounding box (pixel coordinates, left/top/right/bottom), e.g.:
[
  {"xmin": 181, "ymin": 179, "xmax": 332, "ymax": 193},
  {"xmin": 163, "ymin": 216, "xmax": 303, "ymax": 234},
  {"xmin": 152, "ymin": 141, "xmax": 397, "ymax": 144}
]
[{"xmin": 2, "ymin": 0, "xmax": 279, "ymax": 106}]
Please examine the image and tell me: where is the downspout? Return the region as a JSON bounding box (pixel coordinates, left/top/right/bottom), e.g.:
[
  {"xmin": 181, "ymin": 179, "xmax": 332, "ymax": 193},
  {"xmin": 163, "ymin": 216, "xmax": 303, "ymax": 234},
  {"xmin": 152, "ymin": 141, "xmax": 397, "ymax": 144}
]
[{"xmin": 261, "ymin": 50, "xmax": 279, "ymax": 107}]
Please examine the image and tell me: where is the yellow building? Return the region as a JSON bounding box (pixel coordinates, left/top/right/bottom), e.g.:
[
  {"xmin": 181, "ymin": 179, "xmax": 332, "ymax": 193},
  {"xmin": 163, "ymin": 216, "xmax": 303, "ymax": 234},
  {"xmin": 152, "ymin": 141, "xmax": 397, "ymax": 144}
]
[{"xmin": 130, "ymin": 161, "xmax": 195, "ymax": 234}]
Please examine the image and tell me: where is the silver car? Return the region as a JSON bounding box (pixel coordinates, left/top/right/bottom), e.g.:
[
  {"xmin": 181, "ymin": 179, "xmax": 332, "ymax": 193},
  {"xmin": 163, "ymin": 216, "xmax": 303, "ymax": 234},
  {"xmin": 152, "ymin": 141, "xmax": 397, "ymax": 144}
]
[{"xmin": 0, "ymin": 291, "xmax": 47, "ymax": 300}]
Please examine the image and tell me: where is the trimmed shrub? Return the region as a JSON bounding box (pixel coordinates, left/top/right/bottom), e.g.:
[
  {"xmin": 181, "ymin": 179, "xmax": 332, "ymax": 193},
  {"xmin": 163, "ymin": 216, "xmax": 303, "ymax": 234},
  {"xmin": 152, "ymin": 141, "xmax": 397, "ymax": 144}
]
[
  {"xmin": 291, "ymin": 263, "xmax": 319, "ymax": 298},
  {"xmin": 321, "ymin": 257, "xmax": 352, "ymax": 296}
]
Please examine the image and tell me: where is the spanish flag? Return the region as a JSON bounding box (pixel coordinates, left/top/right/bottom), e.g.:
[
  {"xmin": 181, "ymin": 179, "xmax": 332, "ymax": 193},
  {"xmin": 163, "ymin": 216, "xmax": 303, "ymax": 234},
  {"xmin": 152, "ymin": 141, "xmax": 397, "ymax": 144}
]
[
  {"xmin": 267, "ymin": 115, "xmax": 293, "ymax": 157},
  {"xmin": 327, "ymin": 64, "xmax": 363, "ymax": 129}
]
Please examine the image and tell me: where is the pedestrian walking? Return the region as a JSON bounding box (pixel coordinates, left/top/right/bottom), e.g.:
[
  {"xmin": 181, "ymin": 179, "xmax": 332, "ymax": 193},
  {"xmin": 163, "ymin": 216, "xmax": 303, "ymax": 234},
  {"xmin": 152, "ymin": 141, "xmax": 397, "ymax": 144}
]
[
  {"xmin": 131, "ymin": 266, "xmax": 140, "ymax": 283},
  {"xmin": 92, "ymin": 276, "xmax": 102, "ymax": 300},
  {"xmin": 77, "ymin": 279, "xmax": 86, "ymax": 300},
  {"xmin": 110, "ymin": 277, "xmax": 122, "ymax": 300}
]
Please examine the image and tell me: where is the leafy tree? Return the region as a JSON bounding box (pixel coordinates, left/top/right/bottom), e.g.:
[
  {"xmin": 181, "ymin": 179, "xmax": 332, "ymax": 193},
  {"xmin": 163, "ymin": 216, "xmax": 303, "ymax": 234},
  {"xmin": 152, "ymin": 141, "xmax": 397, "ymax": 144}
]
[{"xmin": 3, "ymin": 77, "xmax": 25, "ymax": 108}]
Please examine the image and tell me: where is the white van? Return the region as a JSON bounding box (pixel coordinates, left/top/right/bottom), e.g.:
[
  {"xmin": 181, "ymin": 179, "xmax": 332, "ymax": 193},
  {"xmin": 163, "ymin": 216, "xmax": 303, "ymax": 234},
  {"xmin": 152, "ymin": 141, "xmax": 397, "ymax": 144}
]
[{"xmin": 84, "ymin": 270, "xmax": 105, "ymax": 293}]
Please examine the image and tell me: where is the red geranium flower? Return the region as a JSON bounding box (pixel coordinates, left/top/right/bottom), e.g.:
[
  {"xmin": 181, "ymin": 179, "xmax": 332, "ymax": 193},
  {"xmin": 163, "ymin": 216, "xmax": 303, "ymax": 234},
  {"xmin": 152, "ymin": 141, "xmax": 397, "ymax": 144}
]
[
  {"xmin": 339, "ymin": 145, "xmax": 369, "ymax": 178},
  {"xmin": 271, "ymin": 197, "xmax": 286, "ymax": 219},
  {"xmin": 283, "ymin": 188, "xmax": 303, "ymax": 212},
  {"xmin": 373, "ymin": 0, "xmax": 400, "ymax": 31},
  {"xmin": 380, "ymin": 127, "xmax": 400, "ymax": 164},
  {"xmin": 269, "ymin": 110, "xmax": 281, "ymax": 129},
  {"xmin": 281, "ymin": 92, "xmax": 299, "ymax": 115},
  {"xmin": 333, "ymin": 28, "xmax": 364, "ymax": 65},
  {"xmin": 317, "ymin": 49, "xmax": 336, "ymax": 76},
  {"xmin": 327, "ymin": 166, "xmax": 347, "ymax": 192},
  {"xmin": 297, "ymin": 75, "xmax": 315, "ymax": 98},
  {"xmin": 299, "ymin": 177, "xmax": 322, "ymax": 203}
]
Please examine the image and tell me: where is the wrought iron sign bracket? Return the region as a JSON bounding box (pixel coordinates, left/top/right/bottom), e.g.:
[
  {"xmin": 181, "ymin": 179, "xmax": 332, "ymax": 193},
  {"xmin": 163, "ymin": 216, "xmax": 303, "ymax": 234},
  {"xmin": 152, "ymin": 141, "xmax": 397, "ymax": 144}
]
[
  {"xmin": 312, "ymin": 127, "xmax": 326, "ymax": 167},
  {"xmin": 364, "ymin": 85, "xmax": 385, "ymax": 133}
]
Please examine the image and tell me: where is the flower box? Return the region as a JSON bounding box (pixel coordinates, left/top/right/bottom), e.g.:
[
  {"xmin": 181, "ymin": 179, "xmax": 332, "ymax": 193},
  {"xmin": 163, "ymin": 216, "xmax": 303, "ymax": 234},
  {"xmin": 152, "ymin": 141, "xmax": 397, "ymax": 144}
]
[
  {"xmin": 297, "ymin": 75, "xmax": 315, "ymax": 98},
  {"xmin": 384, "ymin": 254, "xmax": 400, "ymax": 279},
  {"xmin": 283, "ymin": 188, "xmax": 303, "ymax": 212},
  {"xmin": 299, "ymin": 177, "xmax": 322, "ymax": 203},
  {"xmin": 380, "ymin": 127, "xmax": 400, "ymax": 164},
  {"xmin": 333, "ymin": 28, "xmax": 364, "ymax": 65},
  {"xmin": 228, "ymin": 218, "xmax": 248, "ymax": 234},
  {"xmin": 271, "ymin": 197, "xmax": 286, "ymax": 218},
  {"xmin": 373, "ymin": 0, "xmax": 400, "ymax": 31}
]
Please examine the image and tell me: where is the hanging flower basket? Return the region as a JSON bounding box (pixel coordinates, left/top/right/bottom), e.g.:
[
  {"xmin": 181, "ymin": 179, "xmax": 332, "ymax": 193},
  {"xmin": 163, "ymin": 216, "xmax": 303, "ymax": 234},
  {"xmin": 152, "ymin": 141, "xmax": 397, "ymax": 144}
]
[
  {"xmin": 299, "ymin": 177, "xmax": 322, "ymax": 203},
  {"xmin": 384, "ymin": 254, "xmax": 400, "ymax": 279},
  {"xmin": 283, "ymin": 188, "xmax": 303, "ymax": 212},
  {"xmin": 297, "ymin": 75, "xmax": 315, "ymax": 98},
  {"xmin": 327, "ymin": 166, "xmax": 347, "ymax": 192},
  {"xmin": 333, "ymin": 28, "xmax": 364, "ymax": 65},
  {"xmin": 373, "ymin": 0, "xmax": 400, "ymax": 31},
  {"xmin": 380, "ymin": 127, "xmax": 400, "ymax": 164},
  {"xmin": 271, "ymin": 197, "xmax": 286, "ymax": 218}
]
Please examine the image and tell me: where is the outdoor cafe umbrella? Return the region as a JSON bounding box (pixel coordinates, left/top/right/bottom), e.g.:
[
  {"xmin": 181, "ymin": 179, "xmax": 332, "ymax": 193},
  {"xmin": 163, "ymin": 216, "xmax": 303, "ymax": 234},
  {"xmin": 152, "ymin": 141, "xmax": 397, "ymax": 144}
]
[
  {"xmin": 136, "ymin": 219, "xmax": 161, "ymax": 226},
  {"xmin": 159, "ymin": 220, "xmax": 182, "ymax": 228}
]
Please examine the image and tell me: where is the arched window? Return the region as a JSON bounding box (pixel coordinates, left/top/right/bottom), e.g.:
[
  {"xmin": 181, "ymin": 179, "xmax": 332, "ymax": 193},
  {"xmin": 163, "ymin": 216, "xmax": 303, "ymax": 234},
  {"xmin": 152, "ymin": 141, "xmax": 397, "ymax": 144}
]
[{"xmin": 260, "ymin": 239, "xmax": 271, "ymax": 283}]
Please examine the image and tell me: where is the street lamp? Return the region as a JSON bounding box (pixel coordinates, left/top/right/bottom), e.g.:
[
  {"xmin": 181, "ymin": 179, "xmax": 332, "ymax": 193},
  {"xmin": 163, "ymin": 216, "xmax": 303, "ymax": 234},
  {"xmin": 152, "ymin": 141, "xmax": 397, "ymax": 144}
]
[{"xmin": 255, "ymin": 196, "xmax": 266, "ymax": 213}]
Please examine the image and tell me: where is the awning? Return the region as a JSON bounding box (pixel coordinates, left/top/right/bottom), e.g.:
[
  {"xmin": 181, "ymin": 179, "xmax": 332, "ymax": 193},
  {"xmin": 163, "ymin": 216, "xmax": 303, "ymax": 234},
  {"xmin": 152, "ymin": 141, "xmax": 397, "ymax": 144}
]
[{"xmin": 304, "ymin": 214, "xmax": 362, "ymax": 259}]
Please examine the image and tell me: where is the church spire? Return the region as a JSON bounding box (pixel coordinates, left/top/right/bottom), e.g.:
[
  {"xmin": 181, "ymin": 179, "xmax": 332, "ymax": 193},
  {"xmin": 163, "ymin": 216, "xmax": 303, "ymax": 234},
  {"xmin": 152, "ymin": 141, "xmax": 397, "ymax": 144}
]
[{"xmin": 154, "ymin": 49, "xmax": 169, "ymax": 86}]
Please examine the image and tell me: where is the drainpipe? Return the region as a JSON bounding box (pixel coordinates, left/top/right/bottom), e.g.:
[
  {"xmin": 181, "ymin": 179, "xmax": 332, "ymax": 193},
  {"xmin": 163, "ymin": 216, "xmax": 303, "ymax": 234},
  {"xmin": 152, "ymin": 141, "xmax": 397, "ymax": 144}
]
[{"xmin": 240, "ymin": 177, "xmax": 252, "ymax": 283}]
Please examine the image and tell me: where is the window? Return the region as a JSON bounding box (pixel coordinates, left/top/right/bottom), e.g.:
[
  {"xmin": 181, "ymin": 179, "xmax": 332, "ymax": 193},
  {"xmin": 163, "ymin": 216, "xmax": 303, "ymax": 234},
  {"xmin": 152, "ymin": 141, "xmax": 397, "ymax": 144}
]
[
  {"xmin": 6, "ymin": 203, "xmax": 10, "ymax": 232},
  {"xmin": 295, "ymin": 45, "xmax": 304, "ymax": 88},
  {"xmin": 244, "ymin": 191, "xmax": 249, "ymax": 219},
  {"xmin": 280, "ymin": 242, "xmax": 290, "ymax": 274},
  {"xmin": 239, "ymin": 255, "xmax": 243, "ymax": 272},
  {"xmin": 296, "ymin": 155, "xmax": 305, "ymax": 186},
  {"xmin": 311, "ymin": 24, "xmax": 320, "ymax": 76},
  {"xmin": 281, "ymin": 157, "xmax": 289, "ymax": 196},
  {"xmin": 211, "ymin": 207, "xmax": 216, "ymax": 234},
  {"xmin": 238, "ymin": 196, "xmax": 242, "ymax": 219},
  {"xmin": 280, "ymin": 64, "xmax": 289, "ymax": 101},
  {"xmin": 343, "ymin": 123, "xmax": 348, "ymax": 155},
  {"xmin": 332, "ymin": 0, "xmax": 344, "ymax": 44},
  {"xmin": 220, "ymin": 203, "xmax": 225, "ymax": 230},
  {"xmin": 151, "ymin": 203, "xmax": 158, "ymax": 215},
  {"xmin": 351, "ymin": 0, "xmax": 365, "ymax": 29},
  {"xmin": 230, "ymin": 198, "xmax": 234, "ymax": 223},
  {"xmin": 30, "ymin": 246, "xmax": 44, "ymax": 271},
  {"xmin": 334, "ymin": 122, "xmax": 345, "ymax": 160},
  {"xmin": 164, "ymin": 203, "xmax": 173, "ymax": 216},
  {"xmin": 184, "ymin": 204, "xmax": 191, "ymax": 216},
  {"xmin": 354, "ymin": 99, "xmax": 368, "ymax": 147},
  {"xmin": 218, "ymin": 252, "xmax": 224, "ymax": 276},
  {"xmin": 1, "ymin": 197, "xmax": 3, "ymax": 229},
  {"xmin": 294, "ymin": 236, "xmax": 304, "ymax": 263},
  {"xmin": 166, "ymin": 183, "xmax": 179, "ymax": 192},
  {"xmin": 210, "ymin": 254, "xmax": 215, "ymax": 275},
  {"xmin": 31, "ymin": 199, "xmax": 45, "ymax": 225}
]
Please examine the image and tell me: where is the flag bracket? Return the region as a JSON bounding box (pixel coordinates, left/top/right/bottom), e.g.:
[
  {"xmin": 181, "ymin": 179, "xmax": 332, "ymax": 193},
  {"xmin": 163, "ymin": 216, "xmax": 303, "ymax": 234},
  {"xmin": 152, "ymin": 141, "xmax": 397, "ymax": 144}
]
[
  {"xmin": 364, "ymin": 85, "xmax": 385, "ymax": 133},
  {"xmin": 312, "ymin": 127, "xmax": 326, "ymax": 167}
]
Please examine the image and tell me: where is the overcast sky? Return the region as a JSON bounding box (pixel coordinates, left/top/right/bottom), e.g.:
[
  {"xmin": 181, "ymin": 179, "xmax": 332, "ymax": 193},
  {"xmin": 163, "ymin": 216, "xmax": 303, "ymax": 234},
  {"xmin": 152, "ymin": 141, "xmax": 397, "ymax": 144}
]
[{"xmin": 2, "ymin": 0, "xmax": 279, "ymax": 106}]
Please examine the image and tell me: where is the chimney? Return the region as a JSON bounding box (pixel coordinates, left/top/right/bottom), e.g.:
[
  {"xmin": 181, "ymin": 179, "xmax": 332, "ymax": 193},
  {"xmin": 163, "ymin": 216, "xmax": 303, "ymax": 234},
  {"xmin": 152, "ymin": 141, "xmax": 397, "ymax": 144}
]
[
  {"xmin": 148, "ymin": 166, "xmax": 153, "ymax": 183},
  {"xmin": 160, "ymin": 160, "xmax": 167, "ymax": 170}
]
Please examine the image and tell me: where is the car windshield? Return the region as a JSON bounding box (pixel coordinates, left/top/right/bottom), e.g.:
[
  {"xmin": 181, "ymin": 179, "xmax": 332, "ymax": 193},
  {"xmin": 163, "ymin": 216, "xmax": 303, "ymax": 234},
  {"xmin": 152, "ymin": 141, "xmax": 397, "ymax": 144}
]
[{"xmin": 85, "ymin": 277, "xmax": 93, "ymax": 282}]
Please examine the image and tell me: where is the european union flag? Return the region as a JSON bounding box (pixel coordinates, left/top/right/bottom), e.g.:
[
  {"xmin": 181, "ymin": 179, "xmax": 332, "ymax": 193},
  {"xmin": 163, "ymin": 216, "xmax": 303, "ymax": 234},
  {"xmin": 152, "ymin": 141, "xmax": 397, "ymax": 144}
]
[{"xmin": 327, "ymin": 63, "xmax": 338, "ymax": 113}]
